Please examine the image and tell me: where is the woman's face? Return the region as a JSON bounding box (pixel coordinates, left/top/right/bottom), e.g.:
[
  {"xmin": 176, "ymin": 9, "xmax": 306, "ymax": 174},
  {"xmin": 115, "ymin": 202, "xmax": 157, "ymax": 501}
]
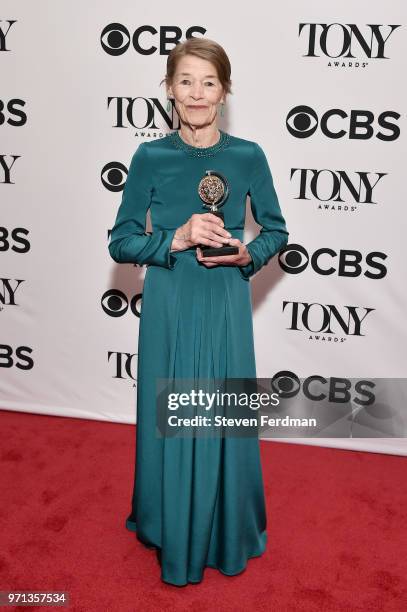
[{"xmin": 167, "ymin": 54, "xmax": 225, "ymax": 129}]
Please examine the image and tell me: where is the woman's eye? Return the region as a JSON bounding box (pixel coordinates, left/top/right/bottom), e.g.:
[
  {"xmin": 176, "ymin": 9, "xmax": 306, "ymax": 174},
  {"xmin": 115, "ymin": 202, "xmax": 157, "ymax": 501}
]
[{"xmin": 179, "ymin": 80, "xmax": 215, "ymax": 86}]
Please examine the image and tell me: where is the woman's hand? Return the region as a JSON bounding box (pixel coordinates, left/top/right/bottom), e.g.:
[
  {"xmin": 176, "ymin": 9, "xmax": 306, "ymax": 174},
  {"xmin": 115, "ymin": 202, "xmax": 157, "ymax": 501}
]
[
  {"xmin": 170, "ymin": 213, "xmax": 232, "ymax": 252},
  {"xmin": 196, "ymin": 238, "xmax": 252, "ymax": 268}
]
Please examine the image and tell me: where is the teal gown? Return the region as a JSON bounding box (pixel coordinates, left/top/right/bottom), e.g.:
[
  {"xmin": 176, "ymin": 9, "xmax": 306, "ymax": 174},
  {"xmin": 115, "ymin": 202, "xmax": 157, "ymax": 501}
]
[{"xmin": 108, "ymin": 129, "xmax": 289, "ymax": 586}]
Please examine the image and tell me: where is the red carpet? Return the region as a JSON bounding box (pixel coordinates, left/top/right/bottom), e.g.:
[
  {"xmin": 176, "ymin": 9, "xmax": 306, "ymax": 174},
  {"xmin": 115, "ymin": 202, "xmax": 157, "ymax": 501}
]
[{"xmin": 0, "ymin": 409, "xmax": 406, "ymax": 611}]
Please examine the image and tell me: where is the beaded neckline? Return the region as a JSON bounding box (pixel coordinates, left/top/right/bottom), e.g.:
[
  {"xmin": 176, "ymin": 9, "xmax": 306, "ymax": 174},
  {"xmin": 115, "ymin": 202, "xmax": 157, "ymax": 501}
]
[{"xmin": 167, "ymin": 129, "xmax": 231, "ymax": 158}]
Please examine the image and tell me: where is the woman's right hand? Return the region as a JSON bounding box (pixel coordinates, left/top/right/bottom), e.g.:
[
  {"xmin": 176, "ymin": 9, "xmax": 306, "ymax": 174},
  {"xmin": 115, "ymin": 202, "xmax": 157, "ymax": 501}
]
[{"xmin": 171, "ymin": 213, "xmax": 232, "ymax": 252}]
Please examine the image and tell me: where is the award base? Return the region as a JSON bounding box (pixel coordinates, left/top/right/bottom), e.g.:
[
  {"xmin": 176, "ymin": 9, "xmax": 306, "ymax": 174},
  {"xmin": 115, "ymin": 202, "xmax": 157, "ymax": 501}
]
[{"xmin": 201, "ymin": 210, "xmax": 239, "ymax": 257}]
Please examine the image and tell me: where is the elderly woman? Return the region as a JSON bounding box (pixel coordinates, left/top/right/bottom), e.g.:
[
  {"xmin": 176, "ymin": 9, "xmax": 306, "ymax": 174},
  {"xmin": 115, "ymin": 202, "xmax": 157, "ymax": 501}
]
[{"xmin": 108, "ymin": 37, "xmax": 289, "ymax": 586}]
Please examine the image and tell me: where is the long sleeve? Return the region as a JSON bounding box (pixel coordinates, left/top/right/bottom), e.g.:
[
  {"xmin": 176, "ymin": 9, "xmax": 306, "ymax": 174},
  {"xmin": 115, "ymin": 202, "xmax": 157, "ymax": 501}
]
[
  {"xmin": 108, "ymin": 143, "xmax": 178, "ymax": 269},
  {"xmin": 238, "ymin": 142, "xmax": 289, "ymax": 280}
]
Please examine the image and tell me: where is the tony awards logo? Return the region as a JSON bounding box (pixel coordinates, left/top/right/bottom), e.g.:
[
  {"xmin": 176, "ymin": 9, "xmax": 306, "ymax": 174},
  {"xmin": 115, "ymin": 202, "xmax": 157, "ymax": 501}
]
[{"xmin": 198, "ymin": 170, "xmax": 238, "ymax": 257}]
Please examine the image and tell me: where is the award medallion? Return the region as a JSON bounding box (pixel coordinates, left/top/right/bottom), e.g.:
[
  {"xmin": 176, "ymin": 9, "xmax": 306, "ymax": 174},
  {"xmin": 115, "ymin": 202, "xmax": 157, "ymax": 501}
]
[{"xmin": 198, "ymin": 171, "xmax": 238, "ymax": 257}]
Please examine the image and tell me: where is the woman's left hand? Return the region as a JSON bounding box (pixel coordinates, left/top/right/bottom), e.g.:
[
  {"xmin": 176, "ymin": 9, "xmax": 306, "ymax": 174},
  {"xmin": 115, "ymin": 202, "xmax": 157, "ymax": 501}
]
[{"xmin": 196, "ymin": 238, "xmax": 252, "ymax": 268}]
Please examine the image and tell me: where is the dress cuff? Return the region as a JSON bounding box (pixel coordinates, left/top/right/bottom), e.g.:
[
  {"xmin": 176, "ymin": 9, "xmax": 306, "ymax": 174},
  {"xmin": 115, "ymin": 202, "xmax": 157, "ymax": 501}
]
[
  {"xmin": 166, "ymin": 228, "xmax": 179, "ymax": 269},
  {"xmin": 237, "ymin": 245, "xmax": 257, "ymax": 280},
  {"xmin": 149, "ymin": 228, "xmax": 179, "ymax": 269}
]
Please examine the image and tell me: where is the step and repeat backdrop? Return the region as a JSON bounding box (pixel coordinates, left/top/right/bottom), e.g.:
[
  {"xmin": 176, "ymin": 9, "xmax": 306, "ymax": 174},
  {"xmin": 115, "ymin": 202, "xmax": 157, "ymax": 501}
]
[{"xmin": 1, "ymin": 2, "xmax": 406, "ymax": 455}]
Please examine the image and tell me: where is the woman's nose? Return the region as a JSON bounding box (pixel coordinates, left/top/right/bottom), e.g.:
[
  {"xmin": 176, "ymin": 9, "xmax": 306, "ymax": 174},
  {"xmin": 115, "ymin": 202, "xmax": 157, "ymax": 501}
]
[{"xmin": 191, "ymin": 82, "xmax": 204, "ymax": 97}]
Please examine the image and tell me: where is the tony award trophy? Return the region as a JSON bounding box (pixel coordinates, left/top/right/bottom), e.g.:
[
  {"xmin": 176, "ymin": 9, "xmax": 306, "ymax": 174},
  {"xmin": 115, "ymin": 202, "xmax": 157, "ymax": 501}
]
[{"xmin": 198, "ymin": 170, "xmax": 239, "ymax": 257}]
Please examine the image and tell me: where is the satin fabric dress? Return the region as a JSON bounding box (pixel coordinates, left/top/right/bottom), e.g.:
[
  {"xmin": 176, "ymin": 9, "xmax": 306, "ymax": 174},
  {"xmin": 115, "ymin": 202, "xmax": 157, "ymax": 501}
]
[{"xmin": 108, "ymin": 129, "xmax": 289, "ymax": 586}]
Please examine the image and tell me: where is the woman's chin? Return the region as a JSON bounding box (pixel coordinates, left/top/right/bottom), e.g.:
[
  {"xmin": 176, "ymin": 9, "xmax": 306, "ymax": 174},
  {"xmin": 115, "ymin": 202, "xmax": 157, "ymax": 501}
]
[{"xmin": 184, "ymin": 118, "xmax": 214, "ymax": 129}]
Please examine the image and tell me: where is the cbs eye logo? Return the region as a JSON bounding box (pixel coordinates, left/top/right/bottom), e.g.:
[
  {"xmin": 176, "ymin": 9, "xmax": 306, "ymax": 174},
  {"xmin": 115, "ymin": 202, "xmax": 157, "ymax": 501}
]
[
  {"xmin": 100, "ymin": 23, "xmax": 131, "ymax": 56},
  {"xmin": 279, "ymin": 244, "xmax": 310, "ymax": 273},
  {"xmin": 286, "ymin": 106, "xmax": 319, "ymax": 138},
  {"xmin": 101, "ymin": 161, "xmax": 128, "ymax": 192},
  {"xmin": 102, "ymin": 290, "xmax": 143, "ymax": 318},
  {"xmin": 286, "ymin": 105, "xmax": 400, "ymax": 140},
  {"xmin": 269, "ymin": 370, "xmax": 301, "ymax": 399}
]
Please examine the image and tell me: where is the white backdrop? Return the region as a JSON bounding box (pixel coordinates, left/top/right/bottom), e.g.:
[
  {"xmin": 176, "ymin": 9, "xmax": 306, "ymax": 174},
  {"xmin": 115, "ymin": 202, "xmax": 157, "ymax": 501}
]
[{"xmin": 1, "ymin": 1, "xmax": 406, "ymax": 455}]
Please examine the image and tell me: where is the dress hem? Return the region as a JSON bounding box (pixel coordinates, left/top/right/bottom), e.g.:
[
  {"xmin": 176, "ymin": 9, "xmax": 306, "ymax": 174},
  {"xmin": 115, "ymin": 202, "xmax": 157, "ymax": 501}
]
[{"xmin": 125, "ymin": 518, "xmax": 267, "ymax": 586}]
